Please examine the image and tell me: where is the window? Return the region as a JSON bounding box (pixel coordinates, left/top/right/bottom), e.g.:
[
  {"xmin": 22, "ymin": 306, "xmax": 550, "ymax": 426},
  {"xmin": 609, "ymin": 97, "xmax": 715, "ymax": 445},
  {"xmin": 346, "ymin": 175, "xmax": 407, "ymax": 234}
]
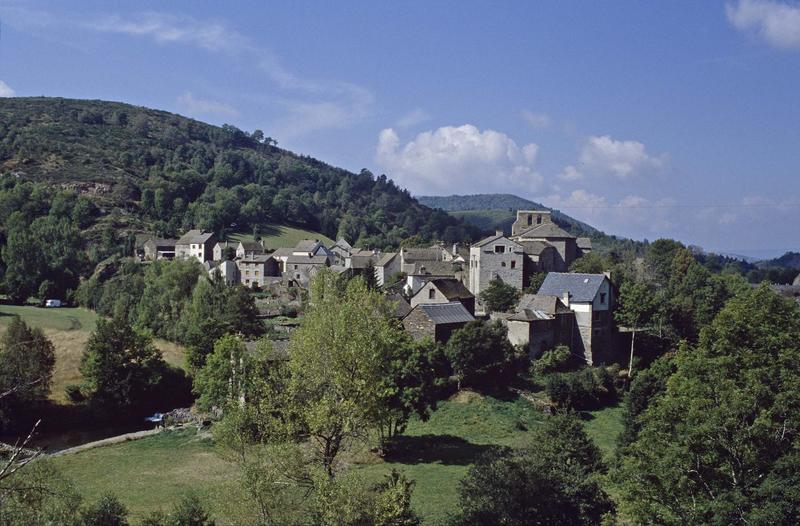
[
  {"xmin": 593, "ymin": 311, "xmax": 602, "ymax": 322},
  {"xmin": 600, "ymin": 292, "xmax": 607, "ymax": 304},
  {"xmin": 245, "ymin": 270, "xmax": 250, "ymax": 276},
  {"xmin": 511, "ymin": 260, "xmax": 516, "ymax": 269},
  {"xmin": 254, "ymin": 270, "xmax": 259, "ymax": 277},
  {"xmin": 428, "ymin": 289, "xmax": 436, "ymax": 299},
  {"xmin": 527, "ymin": 215, "xmax": 532, "ymax": 226},
  {"xmin": 501, "ymin": 261, "xmax": 506, "ymax": 267},
  {"xmin": 537, "ymin": 215, "xmax": 542, "ymax": 224},
  {"xmin": 294, "ymin": 265, "xmax": 298, "ymax": 270},
  {"xmin": 494, "ymin": 245, "xmax": 505, "ymax": 254}
]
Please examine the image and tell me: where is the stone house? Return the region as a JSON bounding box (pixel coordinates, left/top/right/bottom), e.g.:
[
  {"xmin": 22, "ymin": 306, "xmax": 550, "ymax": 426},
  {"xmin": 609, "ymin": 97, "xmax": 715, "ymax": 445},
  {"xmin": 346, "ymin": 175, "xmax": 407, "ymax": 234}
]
[
  {"xmin": 410, "ymin": 278, "xmax": 476, "ymax": 316},
  {"xmin": 405, "ymin": 260, "xmax": 460, "ymax": 296},
  {"xmin": 143, "ymin": 238, "xmax": 177, "ymax": 261},
  {"xmin": 400, "ymin": 247, "xmax": 444, "ymax": 275},
  {"xmin": 285, "ymin": 254, "xmax": 330, "ymax": 287},
  {"xmin": 237, "ymin": 254, "xmax": 281, "ymax": 289},
  {"xmin": 329, "ymin": 239, "xmax": 354, "ymax": 266},
  {"xmin": 236, "ymin": 241, "xmax": 265, "ymax": 259},
  {"xmin": 468, "ymin": 230, "xmax": 524, "ymax": 297},
  {"xmin": 402, "ymin": 302, "xmax": 475, "ymax": 343},
  {"xmin": 209, "ymin": 260, "xmax": 240, "ymax": 286},
  {"xmin": 495, "ymin": 294, "xmax": 575, "ymax": 358},
  {"xmin": 212, "ymin": 241, "xmax": 235, "ymax": 262},
  {"xmin": 512, "ymin": 211, "xmax": 578, "ymax": 272},
  {"xmin": 375, "ymin": 252, "xmax": 401, "ymax": 287},
  {"xmin": 538, "ymin": 273, "xmax": 615, "ymax": 364},
  {"xmin": 176, "ymin": 230, "xmax": 217, "ymax": 264}
]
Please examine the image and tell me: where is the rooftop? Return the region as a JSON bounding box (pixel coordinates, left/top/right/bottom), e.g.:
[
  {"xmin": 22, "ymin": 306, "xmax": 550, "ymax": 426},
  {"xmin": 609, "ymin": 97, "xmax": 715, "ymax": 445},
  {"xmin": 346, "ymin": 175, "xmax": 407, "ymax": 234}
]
[
  {"xmin": 427, "ymin": 278, "xmax": 474, "ymax": 300},
  {"xmin": 176, "ymin": 229, "xmax": 215, "ymax": 245},
  {"xmin": 538, "ymin": 273, "xmax": 608, "ymax": 303},
  {"xmin": 413, "ymin": 302, "xmax": 475, "ymax": 324}
]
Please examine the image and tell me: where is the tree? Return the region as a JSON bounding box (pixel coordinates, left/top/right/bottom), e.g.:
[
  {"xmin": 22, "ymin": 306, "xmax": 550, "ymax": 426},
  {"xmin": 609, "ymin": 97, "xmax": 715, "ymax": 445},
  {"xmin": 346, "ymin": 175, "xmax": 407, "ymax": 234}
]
[
  {"xmin": 78, "ymin": 316, "xmax": 167, "ymax": 417},
  {"xmin": 615, "ymin": 285, "xmax": 800, "ymax": 525},
  {"xmin": 0, "ymin": 459, "xmax": 83, "ymax": 526},
  {"xmin": 478, "ymin": 276, "xmax": 520, "ymax": 313},
  {"xmin": 193, "ymin": 335, "xmax": 274, "ymax": 411},
  {"xmin": 449, "ymin": 413, "xmax": 613, "ymax": 525},
  {"xmin": 615, "ymin": 280, "xmax": 657, "ymax": 376},
  {"xmin": 81, "ymin": 493, "xmax": 129, "ymax": 526},
  {"xmin": 284, "ymin": 270, "xmax": 410, "ymax": 475},
  {"xmin": 444, "ymin": 320, "xmax": 517, "ymax": 390},
  {"xmin": 180, "ymin": 276, "xmax": 264, "ymax": 370},
  {"xmin": 0, "ymin": 316, "xmax": 56, "ymax": 425},
  {"xmin": 136, "ymin": 259, "xmax": 202, "ymax": 340},
  {"xmin": 169, "ymin": 492, "xmax": 216, "ymax": 526},
  {"xmin": 569, "ymin": 252, "xmax": 608, "ymax": 274}
]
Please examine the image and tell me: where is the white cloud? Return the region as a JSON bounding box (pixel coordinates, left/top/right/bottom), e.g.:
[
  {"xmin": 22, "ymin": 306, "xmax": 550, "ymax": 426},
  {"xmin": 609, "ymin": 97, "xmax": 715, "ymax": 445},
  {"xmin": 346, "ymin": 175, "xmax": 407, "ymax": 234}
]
[
  {"xmin": 376, "ymin": 124, "xmax": 543, "ymax": 195},
  {"xmin": 558, "ymin": 165, "xmax": 583, "ymax": 182},
  {"xmin": 726, "ymin": 0, "xmax": 800, "ymax": 49},
  {"xmin": 82, "ymin": 11, "xmax": 374, "ymax": 137},
  {"xmin": 0, "ymin": 81, "xmax": 15, "ymax": 97},
  {"xmin": 86, "ymin": 12, "xmax": 249, "ymax": 53},
  {"xmin": 541, "ymin": 190, "xmax": 675, "ymax": 234},
  {"xmin": 177, "ymin": 92, "xmax": 239, "ymax": 119},
  {"xmin": 396, "ymin": 108, "xmax": 431, "ymax": 129},
  {"xmin": 579, "ymin": 135, "xmax": 665, "ymax": 179},
  {"xmin": 521, "ymin": 110, "xmax": 551, "ymax": 129}
]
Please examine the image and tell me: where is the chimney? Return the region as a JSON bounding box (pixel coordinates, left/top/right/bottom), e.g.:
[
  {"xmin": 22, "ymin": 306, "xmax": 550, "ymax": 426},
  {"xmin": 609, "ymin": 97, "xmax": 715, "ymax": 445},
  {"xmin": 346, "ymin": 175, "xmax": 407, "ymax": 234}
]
[
  {"xmin": 495, "ymin": 229, "xmax": 504, "ymax": 237},
  {"xmin": 562, "ymin": 291, "xmax": 571, "ymax": 307},
  {"xmin": 603, "ymin": 270, "xmax": 612, "ymax": 281},
  {"xmin": 452, "ymin": 243, "xmax": 458, "ymax": 255}
]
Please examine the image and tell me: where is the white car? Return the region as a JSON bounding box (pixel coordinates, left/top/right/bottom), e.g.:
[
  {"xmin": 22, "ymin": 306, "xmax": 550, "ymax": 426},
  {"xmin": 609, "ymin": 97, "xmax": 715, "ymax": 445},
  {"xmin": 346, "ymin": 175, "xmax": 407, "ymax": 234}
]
[{"xmin": 44, "ymin": 299, "xmax": 62, "ymax": 308}]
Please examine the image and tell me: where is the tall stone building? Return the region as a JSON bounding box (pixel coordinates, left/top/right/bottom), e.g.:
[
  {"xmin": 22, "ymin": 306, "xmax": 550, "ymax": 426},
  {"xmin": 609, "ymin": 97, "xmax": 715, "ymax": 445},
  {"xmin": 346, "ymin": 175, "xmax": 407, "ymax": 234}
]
[{"xmin": 468, "ymin": 230, "xmax": 524, "ymax": 295}]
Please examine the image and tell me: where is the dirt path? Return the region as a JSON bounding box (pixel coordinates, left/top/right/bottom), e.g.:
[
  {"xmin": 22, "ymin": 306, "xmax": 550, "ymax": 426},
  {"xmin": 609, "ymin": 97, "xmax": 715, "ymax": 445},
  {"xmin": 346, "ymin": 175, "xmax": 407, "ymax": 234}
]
[{"xmin": 49, "ymin": 428, "xmax": 162, "ymax": 457}]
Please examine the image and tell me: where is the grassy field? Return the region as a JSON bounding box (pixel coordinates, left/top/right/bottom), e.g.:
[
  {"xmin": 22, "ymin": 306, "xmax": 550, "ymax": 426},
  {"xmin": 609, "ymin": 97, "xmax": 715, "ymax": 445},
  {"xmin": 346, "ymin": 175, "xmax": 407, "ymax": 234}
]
[
  {"xmin": 52, "ymin": 392, "xmax": 625, "ymax": 524},
  {"xmin": 0, "ymin": 305, "xmax": 186, "ymax": 402},
  {"xmin": 229, "ymin": 224, "xmax": 333, "ymax": 250}
]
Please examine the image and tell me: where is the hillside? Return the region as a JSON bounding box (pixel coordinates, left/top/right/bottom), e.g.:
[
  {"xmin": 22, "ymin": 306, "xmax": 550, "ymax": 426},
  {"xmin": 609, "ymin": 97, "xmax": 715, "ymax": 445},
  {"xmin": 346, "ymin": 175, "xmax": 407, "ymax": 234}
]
[
  {"xmin": 417, "ymin": 193, "xmax": 600, "ymax": 238},
  {"xmin": 0, "ymin": 97, "xmax": 477, "ymax": 249},
  {"xmin": 758, "ymin": 251, "xmax": 800, "ymax": 270}
]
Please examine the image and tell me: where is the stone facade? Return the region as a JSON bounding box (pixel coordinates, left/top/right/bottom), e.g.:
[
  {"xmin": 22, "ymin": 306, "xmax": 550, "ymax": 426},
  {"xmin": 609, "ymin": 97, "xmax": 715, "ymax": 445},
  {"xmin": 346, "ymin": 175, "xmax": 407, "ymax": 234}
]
[
  {"xmin": 468, "ymin": 231, "xmax": 524, "ymax": 297},
  {"xmin": 410, "ymin": 278, "xmax": 475, "ymax": 315},
  {"xmin": 175, "ymin": 230, "xmax": 217, "ymax": 264}
]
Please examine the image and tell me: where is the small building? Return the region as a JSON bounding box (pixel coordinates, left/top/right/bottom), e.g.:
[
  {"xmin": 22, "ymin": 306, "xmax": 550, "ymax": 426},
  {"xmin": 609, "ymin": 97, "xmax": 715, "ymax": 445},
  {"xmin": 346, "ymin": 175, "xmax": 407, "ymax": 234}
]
[
  {"xmin": 209, "ymin": 260, "xmax": 240, "ymax": 286},
  {"xmin": 237, "ymin": 254, "xmax": 281, "ymax": 289},
  {"xmin": 329, "ymin": 239, "xmax": 354, "ymax": 266},
  {"xmin": 386, "ymin": 293, "xmax": 412, "ymax": 319},
  {"xmin": 496, "ymin": 294, "xmax": 575, "ymax": 358},
  {"xmin": 537, "ymin": 273, "xmax": 615, "ymax": 364},
  {"xmin": 175, "ymin": 230, "xmax": 218, "ymax": 264},
  {"xmin": 375, "ymin": 252, "xmax": 401, "ymax": 287},
  {"xmin": 236, "ymin": 241, "xmax": 265, "ymax": 259},
  {"xmin": 285, "ymin": 254, "xmax": 331, "ymax": 287},
  {"xmin": 402, "ymin": 301, "xmax": 475, "ymax": 343},
  {"xmin": 400, "ymin": 247, "xmax": 444, "ymax": 274},
  {"xmin": 270, "ymin": 247, "xmax": 294, "ymax": 274},
  {"xmin": 143, "ymin": 238, "xmax": 177, "ymax": 261},
  {"xmin": 213, "ymin": 241, "xmax": 236, "ymax": 262},
  {"xmin": 410, "ymin": 278, "xmax": 476, "ymax": 315},
  {"xmin": 405, "ymin": 261, "xmax": 459, "ymax": 296},
  {"xmin": 468, "ymin": 230, "xmax": 524, "ymax": 297}
]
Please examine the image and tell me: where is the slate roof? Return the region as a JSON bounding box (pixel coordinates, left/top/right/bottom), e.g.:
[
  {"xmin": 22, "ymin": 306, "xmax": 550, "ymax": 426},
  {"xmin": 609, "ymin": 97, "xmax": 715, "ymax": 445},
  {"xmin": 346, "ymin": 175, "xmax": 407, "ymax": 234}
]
[
  {"xmin": 474, "ymin": 233, "xmax": 504, "ymax": 248},
  {"xmin": 428, "ymin": 278, "xmax": 474, "ymax": 300},
  {"xmin": 538, "ymin": 273, "xmax": 607, "ymax": 303},
  {"xmin": 286, "ymin": 254, "xmax": 329, "ymax": 265},
  {"xmin": 146, "ymin": 238, "xmax": 177, "ymax": 249},
  {"xmin": 239, "ymin": 254, "xmax": 274, "ymax": 263},
  {"xmin": 577, "ymin": 237, "xmax": 592, "ymax": 250},
  {"xmin": 386, "ymin": 293, "xmax": 412, "ymax": 318},
  {"xmin": 516, "ymin": 294, "xmax": 571, "ymax": 315},
  {"xmin": 408, "ymin": 261, "xmax": 457, "ymax": 276},
  {"xmin": 508, "ymin": 309, "xmax": 553, "ymax": 322},
  {"xmin": 414, "ymin": 302, "xmax": 475, "ymax": 324},
  {"xmin": 515, "ymin": 222, "xmax": 575, "ymax": 239},
  {"xmin": 332, "ymin": 238, "xmax": 353, "ymax": 251},
  {"xmin": 294, "ymin": 239, "xmax": 322, "ymax": 252},
  {"xmin": 519, "ymin": 240, "xmax": 553, "ymax": 256},
  {"xmin": 270, "ymin": 247, "xmax": 294, "ymax": 258},
  {"xmin": 376, "ymin": 252, "xmax": 398, "ymax": 267},
  {"xmin": 239, "ymin": 241, "xmax": 264, "ymax": 252},
  {"xmin": 349, "ymin": 254, "xmax": 377, "ymax": 269},
  {"xmin": 176, "ymin": 230, "xmax": 215, "ymax": 245},
  {"xmin": 402, "ymin": 248, "xmax": 443, "ymax": 262}
]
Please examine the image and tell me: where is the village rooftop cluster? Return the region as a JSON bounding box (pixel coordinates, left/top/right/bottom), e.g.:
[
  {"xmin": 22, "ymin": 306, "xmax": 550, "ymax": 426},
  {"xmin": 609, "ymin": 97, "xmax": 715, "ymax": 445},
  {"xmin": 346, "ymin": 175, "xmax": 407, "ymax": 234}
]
[{"xmin": 142, "ymin": 210, "xmax": 613, "ymax": 364}]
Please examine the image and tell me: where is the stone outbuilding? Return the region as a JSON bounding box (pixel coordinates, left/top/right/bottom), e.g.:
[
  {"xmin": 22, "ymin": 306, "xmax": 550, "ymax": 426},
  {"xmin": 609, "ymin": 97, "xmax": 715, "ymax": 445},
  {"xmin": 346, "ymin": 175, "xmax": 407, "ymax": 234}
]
[
  {"xmin": 410, "ymin": 278, "xmax": 476, "ymax": 316},
  {"xmin": 402, "ymin": 301, "xmax": 475, "ymax": 343}
]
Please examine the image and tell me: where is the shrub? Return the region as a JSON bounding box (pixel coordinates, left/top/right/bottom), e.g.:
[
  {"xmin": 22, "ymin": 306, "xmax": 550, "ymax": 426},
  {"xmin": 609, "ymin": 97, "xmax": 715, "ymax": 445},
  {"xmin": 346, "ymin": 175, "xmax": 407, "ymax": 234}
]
[{"xmin": 546, "ymin": 367, "xmax": 619, "ymax": 411}]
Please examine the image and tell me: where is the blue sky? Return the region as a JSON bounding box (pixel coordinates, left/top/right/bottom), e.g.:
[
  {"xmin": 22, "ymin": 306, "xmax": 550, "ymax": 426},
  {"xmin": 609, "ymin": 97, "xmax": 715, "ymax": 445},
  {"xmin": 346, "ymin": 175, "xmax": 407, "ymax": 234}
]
[{"xmin": 1, "ymin": 1, "xmax": 798, "ymax": 258}]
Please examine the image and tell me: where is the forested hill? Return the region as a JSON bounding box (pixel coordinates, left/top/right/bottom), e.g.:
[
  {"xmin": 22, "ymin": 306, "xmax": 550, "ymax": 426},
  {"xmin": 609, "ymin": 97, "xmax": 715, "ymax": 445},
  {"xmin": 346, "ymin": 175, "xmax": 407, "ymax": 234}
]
[
  {"xmin": 416, "ymin": 193, "xmax": 600, "ymax": 237},
  {"xmin": 0, "ymin": 97, "xmax": 477, "ymax": 248}
]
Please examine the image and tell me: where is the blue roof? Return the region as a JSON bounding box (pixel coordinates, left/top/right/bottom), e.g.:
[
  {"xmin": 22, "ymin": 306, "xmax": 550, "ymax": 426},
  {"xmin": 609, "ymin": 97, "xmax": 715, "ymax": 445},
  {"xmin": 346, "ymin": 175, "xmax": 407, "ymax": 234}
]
[
  {"xmin": 538, "ymin": 273, "xmax": 607, "ymax": 303},
  {"xmin": 418, "ymin": 302, "xmax": 475, "ymax": 324}
]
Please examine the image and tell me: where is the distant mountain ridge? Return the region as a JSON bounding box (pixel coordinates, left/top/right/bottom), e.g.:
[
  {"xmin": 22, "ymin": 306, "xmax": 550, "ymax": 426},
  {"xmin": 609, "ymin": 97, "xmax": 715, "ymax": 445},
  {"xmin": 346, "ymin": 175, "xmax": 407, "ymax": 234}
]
[{"xmin": 416, "ymin": 193, "xmax": 600, "ymax": 237}]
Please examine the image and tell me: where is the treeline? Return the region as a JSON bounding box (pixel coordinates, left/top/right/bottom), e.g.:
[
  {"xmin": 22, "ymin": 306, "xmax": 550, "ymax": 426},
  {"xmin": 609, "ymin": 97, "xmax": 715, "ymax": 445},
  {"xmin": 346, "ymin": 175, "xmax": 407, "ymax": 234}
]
[
  {"xmin": 76, "ymin": 257, "xmax": 263, "ymax": 369},
  {"xmin": 0, "ymin": 97, "xmax": 479, "ymax": 249}
]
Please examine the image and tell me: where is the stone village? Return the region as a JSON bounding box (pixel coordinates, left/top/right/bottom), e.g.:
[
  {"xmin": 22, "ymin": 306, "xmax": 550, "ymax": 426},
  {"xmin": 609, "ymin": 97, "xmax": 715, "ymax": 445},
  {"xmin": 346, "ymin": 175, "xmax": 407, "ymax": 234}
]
[{"xmin": 142, "ymin": 210, "xmax": 614, "ymax": 365}]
